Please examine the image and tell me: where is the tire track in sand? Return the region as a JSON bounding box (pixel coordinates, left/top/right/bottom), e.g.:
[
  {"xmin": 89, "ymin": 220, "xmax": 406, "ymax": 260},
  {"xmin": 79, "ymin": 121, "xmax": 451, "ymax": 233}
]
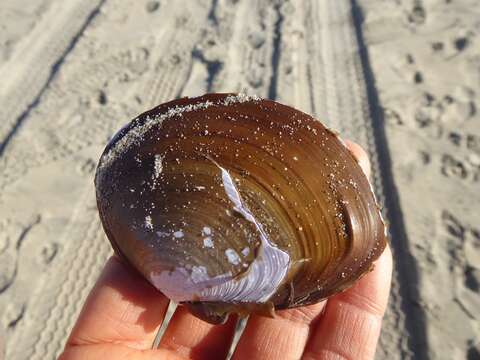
[
  {"xmin": 0, "ymin": 1, "xmax": 214, "ymax": 358},
  {"xmin": 276, "ymin": 0, "xmax": 427, "ymax": 358},
  {"xmin": 350, "ymin": 1, "xmax": 428, "ymax": 358},
  {"xmin": 0, "ymin": 0, "xmax": 106, "ymax": 157}
]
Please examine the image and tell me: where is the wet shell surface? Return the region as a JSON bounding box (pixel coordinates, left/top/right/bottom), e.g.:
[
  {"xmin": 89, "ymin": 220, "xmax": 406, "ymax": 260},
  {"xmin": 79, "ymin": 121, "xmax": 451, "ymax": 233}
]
[{"xmin": 95, "ymin": 93, "xmax": 387, "ymax": 324}]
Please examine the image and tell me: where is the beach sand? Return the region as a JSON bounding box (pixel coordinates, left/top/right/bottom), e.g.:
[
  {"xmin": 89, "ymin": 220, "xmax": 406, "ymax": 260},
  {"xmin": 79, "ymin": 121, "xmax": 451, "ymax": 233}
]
[{"xmin": 0, "ymin": 0, "xmax": 478, "ymax": 359}]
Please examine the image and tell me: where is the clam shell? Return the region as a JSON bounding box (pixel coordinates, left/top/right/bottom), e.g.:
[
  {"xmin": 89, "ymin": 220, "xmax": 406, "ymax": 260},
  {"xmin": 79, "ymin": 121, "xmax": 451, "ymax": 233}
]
[{"xmin": 95, "ymin": 93, "xmax": 387, "ymax": 324}]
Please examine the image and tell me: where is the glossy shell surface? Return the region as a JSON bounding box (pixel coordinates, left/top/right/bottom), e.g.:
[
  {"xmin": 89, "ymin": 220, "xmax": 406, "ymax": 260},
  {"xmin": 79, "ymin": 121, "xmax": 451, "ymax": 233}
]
[{"xmin": 95, "ymin": 93, "xmax": 387, "ymax": 324}]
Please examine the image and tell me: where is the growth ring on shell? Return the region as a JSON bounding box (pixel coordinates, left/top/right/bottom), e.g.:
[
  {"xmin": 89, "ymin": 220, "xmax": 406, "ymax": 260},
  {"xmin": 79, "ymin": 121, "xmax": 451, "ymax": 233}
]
[{"xmin": 95, "ymin": 93, "xmax": 387, "ymax": 324}]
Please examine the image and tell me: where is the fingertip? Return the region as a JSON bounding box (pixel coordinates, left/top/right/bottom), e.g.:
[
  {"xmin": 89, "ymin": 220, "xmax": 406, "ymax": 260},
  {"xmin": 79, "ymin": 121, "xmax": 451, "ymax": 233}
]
[
  {"xmin": 379, "ymin": 244, "xmax": 393, "ymax": 281},
  {"xmin": 302, "ymin": 245, "xmax": 392, "ymax": 360},
  {"xmin": 344, "ymin": 139, "xmax": 371, "ymax": 178},
  {"xmin": 335, "ymin": 243, "xmax": 393, "ymax": 318}
]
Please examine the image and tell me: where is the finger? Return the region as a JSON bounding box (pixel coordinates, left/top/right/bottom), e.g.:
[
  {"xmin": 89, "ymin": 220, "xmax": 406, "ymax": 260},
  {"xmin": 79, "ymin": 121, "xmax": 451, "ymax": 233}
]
[
  {"xmin": 158, "ymin": 306, "xmax": 238, "ymax": 359},
  {"xmin": 60, "ymin": 343, "xmax": 183, "ymax": 360},
  {"xmin": 233, "ymin": 302, "xmax": 326, "ymax": 360},
  {"xmin": 344, "ymin": 139, "xmax": 371, "ymax": 178},
  {"xmin": 66, "ymin": 256, "xmax": 169, "ymax": 350},
  {"xmin": 302, "ymin": 245, "xmax": 393, "ymax": 360}
]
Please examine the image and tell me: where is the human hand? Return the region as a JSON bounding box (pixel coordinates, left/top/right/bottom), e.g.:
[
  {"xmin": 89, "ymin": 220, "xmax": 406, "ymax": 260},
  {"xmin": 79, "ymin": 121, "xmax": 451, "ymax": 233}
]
[{"xmin": 60, "ymin": 141, "xmax": 392, "ymax": 360}]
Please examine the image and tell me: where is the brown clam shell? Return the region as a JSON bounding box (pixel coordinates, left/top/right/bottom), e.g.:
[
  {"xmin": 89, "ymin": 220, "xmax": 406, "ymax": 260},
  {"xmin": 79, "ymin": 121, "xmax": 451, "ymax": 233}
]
[{"xmin": 95, "ymin": 93, "xmax": 387, "ymax": 324}]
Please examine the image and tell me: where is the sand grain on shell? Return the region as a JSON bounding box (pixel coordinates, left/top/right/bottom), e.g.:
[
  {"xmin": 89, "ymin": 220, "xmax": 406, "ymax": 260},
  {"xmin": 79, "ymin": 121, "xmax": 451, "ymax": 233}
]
[{"xmin": 97, "ymin": 94, "xmax": 259, "ymax": 180}]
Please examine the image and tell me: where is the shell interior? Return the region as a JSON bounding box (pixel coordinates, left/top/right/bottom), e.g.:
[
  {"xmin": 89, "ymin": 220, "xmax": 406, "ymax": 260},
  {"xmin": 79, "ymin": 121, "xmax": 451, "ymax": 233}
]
[{"xmin": 95, "ymin": 93, "xmax": 387, "ymax": 324}]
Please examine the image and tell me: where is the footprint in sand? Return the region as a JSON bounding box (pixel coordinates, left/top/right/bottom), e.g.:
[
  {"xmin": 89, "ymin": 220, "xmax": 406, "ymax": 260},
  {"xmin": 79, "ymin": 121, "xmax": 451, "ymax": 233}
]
[
  {"xmin": 448, "ymin": 131, "xmax": 462, "ymax": 146},
  {"xmin": 467, "ymin": 342, "xmax": 480, "ymax": 360},
  {"xmin": 454, "ymin": 36, "xmax": 469, "ymax": 52},
  {"xmin": 464, "ymin": 266, "xmax": 480, "ymax": 292},
  {"xmin": 413, "ymin": 94, "xmax": 444, "ymax": 138},
  {"xmin": 441, "ymin": 154, "xmax": 470, "ymax": 181},
  {"xmin": 0, "ymin": 220, "xmax": 19, "ymax": 294},
  {"xmin": 40, "ymin": 242, "xmax": 59, "ymax": 265},
  {"xmin": 246, "ymin": 68, "xmax": 264, "ymax": 88},
  {"xmin": 0, "ymin": 217, "xmax": 43, "ymax": 294},
  {"xmin": 442, "ymin": 96, "xmax": 476, "ymax": 123},
  {"xmin": 465, "ymin": 229, "xmax": 480, "ymax": 273},
  {"xmin": 0, "ymin": 322, "xmax": 5, "ymax": 359},
  {"xmin": 467, "ymin": 134, "xmax": 480, "ymax": 154},
  {"xmin": 0, "ymin": 235, "xmax": 7, "ymax": 256},
  {"xmin": 146, "ymin": 1, "xmax": 160, "ymax": 13},
  {"xmin": 77, "ymin": 158, "xmax": 96, "ymax": 176},
  {"xmin": 441, "ymin": 211, "xmax": 480, "ymax": 329},
  {"xmin": 97, "ymin": 89, "xmax": 108, "ymax": 106},
  {"xmin": 0, "ymin": 252, "xmax": 16, "ymax": 294},
  {"xmin": 446, "ymin": 132, "xmax": 480, "ymax": 161},
  {"xmin": 383, "ymin": 107, "xmax": 404, "ymax": 126},
  {"xmin": 0, "ymin": 219, "xmax": 11, "ymax": 255},
  {"xmin": 431, "ymin": 41, "xmax": 444, "ymax": 53},
  {"xmin": 247, "ymin": 31, "xmax": 266, "ymax": 49},
  {"xmin": 441, "ymin": 210, "xmax": 465, "ymax": 240},
  {"xmin": 413, "ymin": 71, "xmax": 423, "ymax": 84},
  {"xmin": 406, "ymin": 2, "xmax": 426, "ymax": 26},
  {"xmin": 1, "ymin": 302, "xmax": 26, "ymax": 331},
  {"xmin": 442, "ymin": 211, "xmax": 480, "ymax": 292}
]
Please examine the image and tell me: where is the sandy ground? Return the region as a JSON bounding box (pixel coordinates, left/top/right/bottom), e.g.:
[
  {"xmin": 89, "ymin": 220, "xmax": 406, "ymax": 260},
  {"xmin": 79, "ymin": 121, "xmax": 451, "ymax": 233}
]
[
  {"xmin": 0, "ymin": 0, "xmax": 478, "ymax": 359},
  {"xmin": 361, "ymin": 1, "xmax": 480, "ymax": 358}
]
